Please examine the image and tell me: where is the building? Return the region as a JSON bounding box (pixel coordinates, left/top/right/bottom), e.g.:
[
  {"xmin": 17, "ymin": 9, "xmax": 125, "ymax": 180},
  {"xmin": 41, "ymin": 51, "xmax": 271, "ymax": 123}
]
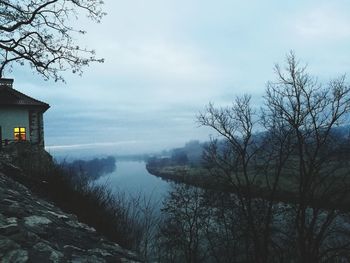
[{"xmin": 0, "ymin": 79, "xmax": 49, "ymax": 148}]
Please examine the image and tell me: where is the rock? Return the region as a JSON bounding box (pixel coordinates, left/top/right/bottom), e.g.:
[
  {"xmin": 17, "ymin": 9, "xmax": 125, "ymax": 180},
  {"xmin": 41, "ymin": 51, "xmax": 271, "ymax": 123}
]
[
  {"xmin": 24, "ymin": 215, "xmax": 52, "ymax": 227},
  {"xmin": 0, "ymin": 172, "xmax": 142, "ymax": 262},
  {"xmin": 30, "ymin": 242, "xmax": 64, "ymax": 262},
  {"xmin": 0, "ymin": 236, "xmax": 20, "ymax": 252},
  {"xmin": 2, "ymin": 249, "xmax": 28, "ymax": 263},
  {"xmin": 0, "ymin": 223, "xmax": 19, "ymax": 235}
]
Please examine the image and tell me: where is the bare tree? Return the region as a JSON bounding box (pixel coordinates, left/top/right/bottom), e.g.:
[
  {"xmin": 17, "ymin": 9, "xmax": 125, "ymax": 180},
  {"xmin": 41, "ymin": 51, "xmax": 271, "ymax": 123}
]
[
  {"xmin": 0, "ymin": 0, "xmax": 105, "ymax": 81},
  {"xmin": 264, "ymin": 52, "xmax": 350, "ymax": 262},
  {"xmin": 198, "ymin": 52, "xmax": 350, "ymax": 262},
  {"xmin": 157, "ymin": 184, "xmax": 209, "ymax": 263},
  {"xmin": 201, "ymin": 190, "xmax": 243, "ymax": 263},
  {"xmin": 198, "ymin": 95, "xmax": 284, "ymax": 262}
]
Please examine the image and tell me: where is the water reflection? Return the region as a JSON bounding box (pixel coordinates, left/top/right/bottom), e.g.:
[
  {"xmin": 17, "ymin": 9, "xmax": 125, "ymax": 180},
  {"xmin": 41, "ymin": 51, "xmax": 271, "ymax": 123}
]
[{"xmin": 95, "ymin": 161, "xmax": 170, "ymax": 205}]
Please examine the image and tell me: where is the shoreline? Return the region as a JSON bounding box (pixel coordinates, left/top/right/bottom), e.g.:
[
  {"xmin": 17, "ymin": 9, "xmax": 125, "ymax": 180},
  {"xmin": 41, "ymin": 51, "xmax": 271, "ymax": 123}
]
[{"xmin": 146, "ymin": 164, "xmax": 350, "ymax": 212}]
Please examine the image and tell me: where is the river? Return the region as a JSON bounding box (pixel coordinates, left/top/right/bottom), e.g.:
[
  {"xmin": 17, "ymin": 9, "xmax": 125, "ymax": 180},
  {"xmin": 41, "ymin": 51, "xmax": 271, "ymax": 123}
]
[{"xmin": 95, "ymin": 160, "xmax": 171, "ymax": 207}]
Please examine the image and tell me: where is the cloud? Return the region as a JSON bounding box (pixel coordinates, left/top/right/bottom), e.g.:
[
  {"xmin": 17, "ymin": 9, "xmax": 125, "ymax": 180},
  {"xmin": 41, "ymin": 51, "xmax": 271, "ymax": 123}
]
[
  {"xmin": 46, "ymin": 141, "xmax": 139, "ymax": 151},
  {"xmin": 293, "ymin": 4, "xmax": 350, "ymax": 42},
  {"xmin": 9, "ymin": 0, "xmax": 350, "ymax": 157}
]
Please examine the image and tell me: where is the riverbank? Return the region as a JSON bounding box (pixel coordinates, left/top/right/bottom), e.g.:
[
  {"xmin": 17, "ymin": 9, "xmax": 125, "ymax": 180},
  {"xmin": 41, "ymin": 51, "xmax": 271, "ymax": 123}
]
[
  {"xmin": 146, "ymin": 164, "xmax": 294, "ymax": 200},
  {"xmin": 146, "ymin": 164, "xmax": 350, "ymax": 211}
]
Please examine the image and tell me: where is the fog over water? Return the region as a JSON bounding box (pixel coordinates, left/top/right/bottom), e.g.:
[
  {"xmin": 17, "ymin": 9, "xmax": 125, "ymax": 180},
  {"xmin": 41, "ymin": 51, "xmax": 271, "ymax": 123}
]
[{"xmin": 95, "ymin": 161, "xmax": 171, "ymax": 205}]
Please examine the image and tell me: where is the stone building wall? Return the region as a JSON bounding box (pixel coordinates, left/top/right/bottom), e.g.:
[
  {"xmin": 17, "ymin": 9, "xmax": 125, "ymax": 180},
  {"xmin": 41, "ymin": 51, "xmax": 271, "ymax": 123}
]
[{"xmin": 0, "ymin": 107, "xmax": 30, "ymax": 142}]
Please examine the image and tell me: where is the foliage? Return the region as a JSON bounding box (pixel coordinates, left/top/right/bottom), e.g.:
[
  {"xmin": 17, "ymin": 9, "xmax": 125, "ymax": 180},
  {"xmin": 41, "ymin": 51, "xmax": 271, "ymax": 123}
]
[
  {"xmin": 2, "ymin": 144, "xmax": 143, "ymax": 249},
  {"xmin": 61, "ymin": 156, "xmax": 116, "ymax": 180}
]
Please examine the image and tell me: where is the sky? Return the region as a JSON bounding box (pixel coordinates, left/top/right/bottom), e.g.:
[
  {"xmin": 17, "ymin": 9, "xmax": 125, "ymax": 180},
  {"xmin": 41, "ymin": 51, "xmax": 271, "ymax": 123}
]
[{"xmin": 9, "ymin": 0, "xmax": 350, "ymax": 157}]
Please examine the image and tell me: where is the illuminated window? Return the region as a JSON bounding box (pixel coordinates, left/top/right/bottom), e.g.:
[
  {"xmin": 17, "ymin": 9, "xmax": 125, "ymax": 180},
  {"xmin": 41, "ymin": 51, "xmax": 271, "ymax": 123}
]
[{"xmin": 14, "ymin": 127, "xmax": 26, "ymax": 141}]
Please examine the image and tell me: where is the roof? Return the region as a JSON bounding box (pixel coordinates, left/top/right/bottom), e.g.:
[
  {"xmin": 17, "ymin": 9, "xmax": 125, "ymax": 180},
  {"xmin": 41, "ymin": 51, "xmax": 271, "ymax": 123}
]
[{"xmin": 0, "ymin": 84, "xmax": 50, "ymax": 112}]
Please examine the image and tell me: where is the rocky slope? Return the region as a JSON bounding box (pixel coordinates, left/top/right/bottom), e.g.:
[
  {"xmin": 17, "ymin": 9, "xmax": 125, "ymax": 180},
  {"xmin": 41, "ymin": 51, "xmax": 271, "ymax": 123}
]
[
  {"xmin": 0, "ymin": 173, "xmax": 141, "ymax": 263},
  {"xmin": 0, "ymin": 145, "xmax": 142, "ymax": 263}
]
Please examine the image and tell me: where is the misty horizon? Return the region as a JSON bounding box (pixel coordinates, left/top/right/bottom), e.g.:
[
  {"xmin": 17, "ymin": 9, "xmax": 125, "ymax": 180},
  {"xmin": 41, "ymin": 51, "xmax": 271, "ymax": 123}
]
[{"xmin": 6, "ymin": 0, "xmax": 350, "ymax": 157}]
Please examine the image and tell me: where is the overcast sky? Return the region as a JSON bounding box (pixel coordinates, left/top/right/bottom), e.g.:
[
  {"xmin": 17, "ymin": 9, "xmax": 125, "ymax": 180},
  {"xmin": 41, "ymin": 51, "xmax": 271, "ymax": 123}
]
[{"xmin": 10, "ymin": 0, "xmax": 350, "ymax": 157}]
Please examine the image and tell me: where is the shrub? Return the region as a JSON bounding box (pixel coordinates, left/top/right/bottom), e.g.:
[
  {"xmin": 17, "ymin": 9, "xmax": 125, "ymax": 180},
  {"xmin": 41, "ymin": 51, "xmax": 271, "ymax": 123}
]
[{"xmin": 1, "ymin": 143, "xmax": 142, "ymax": 249}]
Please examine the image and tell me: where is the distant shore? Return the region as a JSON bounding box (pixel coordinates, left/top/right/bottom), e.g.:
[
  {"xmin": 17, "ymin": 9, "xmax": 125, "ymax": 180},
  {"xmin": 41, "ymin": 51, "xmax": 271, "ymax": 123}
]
[{"xmin": 146, "ymin": 164, "xmax": 350, "ymax": 211}]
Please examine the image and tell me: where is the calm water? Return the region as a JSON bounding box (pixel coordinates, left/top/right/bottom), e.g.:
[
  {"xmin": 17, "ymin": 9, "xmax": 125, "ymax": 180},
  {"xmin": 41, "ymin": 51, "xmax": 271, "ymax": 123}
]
[{"xmin": 95, "ymin": 161, "xmax": 171, "ymax": 205}]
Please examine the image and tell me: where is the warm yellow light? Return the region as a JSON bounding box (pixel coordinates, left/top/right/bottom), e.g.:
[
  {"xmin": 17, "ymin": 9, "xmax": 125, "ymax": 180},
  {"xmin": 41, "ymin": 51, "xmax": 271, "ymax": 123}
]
[{"xmin": 14, "ymin": 127, "xmax": 26, "ymax": 141}]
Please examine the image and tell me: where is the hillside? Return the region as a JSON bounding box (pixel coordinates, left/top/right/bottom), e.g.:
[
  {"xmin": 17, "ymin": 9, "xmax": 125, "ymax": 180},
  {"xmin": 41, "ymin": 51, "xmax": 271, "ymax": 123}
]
[{"xmin": 0, "ymin": 144, "xmax": 141, "ymax": 262}]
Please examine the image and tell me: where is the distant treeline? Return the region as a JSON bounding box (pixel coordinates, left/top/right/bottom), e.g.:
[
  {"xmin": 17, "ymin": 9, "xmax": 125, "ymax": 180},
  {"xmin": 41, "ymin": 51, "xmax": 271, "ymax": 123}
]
[
  {"xmin": 149, "ymin": 126, "xmax": 350, "ymax": 169},
  {"xmin": 61, "ymin": 156, "xmax": 116, "ymax": 180},
  {"xmin": 148, "ymin": 140, "xmax": 206, "ymax": 167},
  {"xmin": 115, "ymin": 154, "xmax": 150, "ymax": 162}
]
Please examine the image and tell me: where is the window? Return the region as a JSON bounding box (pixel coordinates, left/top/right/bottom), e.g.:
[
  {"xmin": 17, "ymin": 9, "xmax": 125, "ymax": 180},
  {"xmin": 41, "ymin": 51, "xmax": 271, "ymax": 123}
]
[{"xmin": 14, "ymin": 127, "xmax": 26, "ymax": 141}]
